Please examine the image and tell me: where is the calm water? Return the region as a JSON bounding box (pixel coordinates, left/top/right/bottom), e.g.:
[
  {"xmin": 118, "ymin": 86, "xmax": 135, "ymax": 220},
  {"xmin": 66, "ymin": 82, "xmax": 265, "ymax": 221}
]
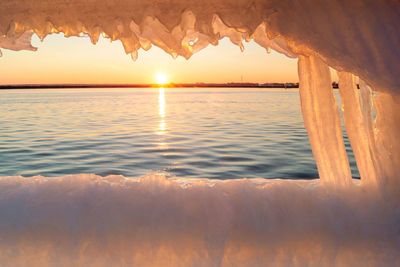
[{"xmin": 0, "ymin": 88, "xmax": 359, "ymax": 179}]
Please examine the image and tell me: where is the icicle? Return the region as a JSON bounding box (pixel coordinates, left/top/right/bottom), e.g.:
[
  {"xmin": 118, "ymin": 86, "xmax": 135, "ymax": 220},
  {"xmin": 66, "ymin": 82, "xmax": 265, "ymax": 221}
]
[
  {"xmin": 0, "ymin": 31, "xmax": 37, "ymax": 52},
  {"xmin": 298, "ymin": 55, "xmax": 352, "ymax": 186},
  {"xmin": 368, "ymin": 85, "xmax": 400, "ymax": 199},
  {"xmin": 130, "ymin": 50, "xmax": 138, "ymax": 61},
  {"xmin": 359, "ymin": 80, "xmax": 375, "ymax": 146},
  {"xmin": 338, "ymin": 73, "xmax": 378, "ymax": 186}
]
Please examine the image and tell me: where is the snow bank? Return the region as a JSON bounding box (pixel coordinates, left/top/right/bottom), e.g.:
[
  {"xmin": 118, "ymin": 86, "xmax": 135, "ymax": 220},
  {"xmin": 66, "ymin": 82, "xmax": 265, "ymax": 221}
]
[{"xmin": 0, "ymin": 174, "xmax": 398, "ymax": 266}]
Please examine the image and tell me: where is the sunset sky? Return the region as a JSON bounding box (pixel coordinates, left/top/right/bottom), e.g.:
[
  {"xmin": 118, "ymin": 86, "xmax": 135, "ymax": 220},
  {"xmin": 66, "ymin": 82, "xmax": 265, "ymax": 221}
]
[{"xmin": 0, "ymin": 33, "xmax": 299, "ymax": 85}]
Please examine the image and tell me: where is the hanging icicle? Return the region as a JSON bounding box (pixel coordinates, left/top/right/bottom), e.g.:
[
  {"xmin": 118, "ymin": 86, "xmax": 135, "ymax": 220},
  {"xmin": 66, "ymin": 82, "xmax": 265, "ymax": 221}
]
[
  {"xmin": 338, "ymin": 72, "xmax": 378, "ymax": 187},
  {"xmin": 298, "ymin": 55, "xmax": 352, "ymax": 186},
  {"xmin": 366, "ymin": 83, "xmax": 400, "ymax": 199}
]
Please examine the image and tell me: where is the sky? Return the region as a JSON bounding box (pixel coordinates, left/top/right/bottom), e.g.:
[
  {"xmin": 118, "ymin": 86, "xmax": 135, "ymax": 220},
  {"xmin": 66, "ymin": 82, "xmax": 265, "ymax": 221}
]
[{"xmin": 0, "ymin": 33, "xmax": 299, "ymax": 85}]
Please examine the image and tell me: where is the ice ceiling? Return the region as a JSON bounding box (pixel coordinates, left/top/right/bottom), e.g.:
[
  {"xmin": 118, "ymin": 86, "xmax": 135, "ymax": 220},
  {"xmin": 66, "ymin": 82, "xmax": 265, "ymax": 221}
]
[{"xmin": 1, "ymin": 0, "xmax": 399, "ymax": 91}]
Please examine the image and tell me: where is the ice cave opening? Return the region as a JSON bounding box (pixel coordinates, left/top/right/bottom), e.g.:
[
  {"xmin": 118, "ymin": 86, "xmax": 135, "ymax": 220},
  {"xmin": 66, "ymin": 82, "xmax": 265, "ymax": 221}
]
[{"xmin": 0, "ymin": 0, "xmax": 399, "ymax": 266}]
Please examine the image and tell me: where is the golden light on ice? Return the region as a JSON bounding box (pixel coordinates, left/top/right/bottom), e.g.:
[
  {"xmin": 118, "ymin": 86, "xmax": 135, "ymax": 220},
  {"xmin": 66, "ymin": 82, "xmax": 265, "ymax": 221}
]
[{"xmin": 156, "ymin": 73, "xmax": 168, "ymax": 85}]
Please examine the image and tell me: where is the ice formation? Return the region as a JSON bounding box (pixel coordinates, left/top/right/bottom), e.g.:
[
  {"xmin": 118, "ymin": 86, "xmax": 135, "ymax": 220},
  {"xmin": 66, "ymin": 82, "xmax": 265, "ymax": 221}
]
[
  {"xmin": 1, "ymin": 1, "xmax": 399, "ymax": 89},
  {"xmin": 298, "ymin": 55, "xmax": 352, "ymax": 187},
  {"xmin": 0, "ymin": 0, "xmax": 399, "ymax": 265},
  {"xmin": 0, "ymin": 174, "xmax": 398, "ymax": 266}
]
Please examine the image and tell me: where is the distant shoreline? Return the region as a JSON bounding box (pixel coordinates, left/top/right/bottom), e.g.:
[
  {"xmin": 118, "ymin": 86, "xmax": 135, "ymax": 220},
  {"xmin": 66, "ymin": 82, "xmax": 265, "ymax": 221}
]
[{"xmin": 0, "ymin": 82, "xmax": 301, "ymax": 90}]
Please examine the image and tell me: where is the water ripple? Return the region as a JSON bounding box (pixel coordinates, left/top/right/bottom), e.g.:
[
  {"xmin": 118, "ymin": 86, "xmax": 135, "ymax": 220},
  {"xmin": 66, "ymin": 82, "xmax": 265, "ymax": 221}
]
[{"xmin": 0, "ymin": 88, "xmax": 360, "ymax": 179}]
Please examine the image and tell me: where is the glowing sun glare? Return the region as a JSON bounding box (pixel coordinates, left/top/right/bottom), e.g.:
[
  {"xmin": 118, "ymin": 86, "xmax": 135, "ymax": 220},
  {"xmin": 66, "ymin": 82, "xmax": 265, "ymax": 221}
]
[{"xmin": 156, "ymin": 73, "xmax": 168, "ymax": 85}]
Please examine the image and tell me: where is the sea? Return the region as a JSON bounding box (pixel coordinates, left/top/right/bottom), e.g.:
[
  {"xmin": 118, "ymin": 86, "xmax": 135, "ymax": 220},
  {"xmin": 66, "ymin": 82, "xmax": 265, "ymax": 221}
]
[{"xmin": 0, "ymin": 87, "xmax": 360, "ymax": 179}]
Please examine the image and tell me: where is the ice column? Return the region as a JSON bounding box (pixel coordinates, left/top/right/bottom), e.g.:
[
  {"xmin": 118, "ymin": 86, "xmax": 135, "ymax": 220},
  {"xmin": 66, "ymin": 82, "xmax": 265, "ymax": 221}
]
[
  {"xmin": 338, "ymin": 72, "xmax": 378, "ymax": 186},
  {"xmin": 371, "ymin": 88, "xmax": 400, "ymax": 198},
  {"xmin": 298, "ymin": 55, "xmax": 352, "ymax": 186}
]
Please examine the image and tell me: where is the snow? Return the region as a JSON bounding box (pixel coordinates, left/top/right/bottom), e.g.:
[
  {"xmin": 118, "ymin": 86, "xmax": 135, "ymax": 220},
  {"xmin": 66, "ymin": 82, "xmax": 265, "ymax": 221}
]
[{"xmin": 0, "ymin": 174, "xmax": 398, "ymax": 266}]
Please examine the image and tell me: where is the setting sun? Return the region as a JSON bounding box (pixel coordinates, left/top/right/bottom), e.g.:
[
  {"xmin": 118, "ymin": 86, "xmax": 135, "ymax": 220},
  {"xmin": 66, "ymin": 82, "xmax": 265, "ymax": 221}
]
[{"xmin": 156, "ymin": 73, "xmax": 168, "ymax": 85}]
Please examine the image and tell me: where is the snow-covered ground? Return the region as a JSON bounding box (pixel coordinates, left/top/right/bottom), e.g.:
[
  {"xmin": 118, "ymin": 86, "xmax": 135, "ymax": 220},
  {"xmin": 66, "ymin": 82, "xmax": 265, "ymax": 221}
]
[{"xmin": 0, "ymin": 174, "xmax": 398, "ymax": 266}]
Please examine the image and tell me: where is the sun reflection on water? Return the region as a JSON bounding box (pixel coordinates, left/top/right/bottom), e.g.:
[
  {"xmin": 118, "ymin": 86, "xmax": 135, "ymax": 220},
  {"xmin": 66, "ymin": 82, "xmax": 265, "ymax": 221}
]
[
  {"xmin": 157, "ymin": 87, "xmax": 168, "ymax": 149},
  {"xmin": 159, "ymin": 87, "xmax": 165, "ymax": 119}
]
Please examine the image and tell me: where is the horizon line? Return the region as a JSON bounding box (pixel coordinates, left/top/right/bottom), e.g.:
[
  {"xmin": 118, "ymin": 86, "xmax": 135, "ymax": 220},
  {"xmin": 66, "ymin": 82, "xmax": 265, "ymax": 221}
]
[{"xmin": 0, "ymin": 82, "xmax": 302, "ymax": 90}]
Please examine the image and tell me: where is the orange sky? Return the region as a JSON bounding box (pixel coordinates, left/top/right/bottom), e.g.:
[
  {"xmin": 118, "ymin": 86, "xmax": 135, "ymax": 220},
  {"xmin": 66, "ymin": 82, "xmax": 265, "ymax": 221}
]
[{"xmin": 0, "ymin": 34, "xmax": 299, "ymax": 85}]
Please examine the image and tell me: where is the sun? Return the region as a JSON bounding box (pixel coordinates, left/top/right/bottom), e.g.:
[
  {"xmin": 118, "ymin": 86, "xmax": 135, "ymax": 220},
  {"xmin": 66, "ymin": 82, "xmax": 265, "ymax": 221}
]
[{"xmin": 156, "ymin": 73, "xmax": 168, "ymax": 85}]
